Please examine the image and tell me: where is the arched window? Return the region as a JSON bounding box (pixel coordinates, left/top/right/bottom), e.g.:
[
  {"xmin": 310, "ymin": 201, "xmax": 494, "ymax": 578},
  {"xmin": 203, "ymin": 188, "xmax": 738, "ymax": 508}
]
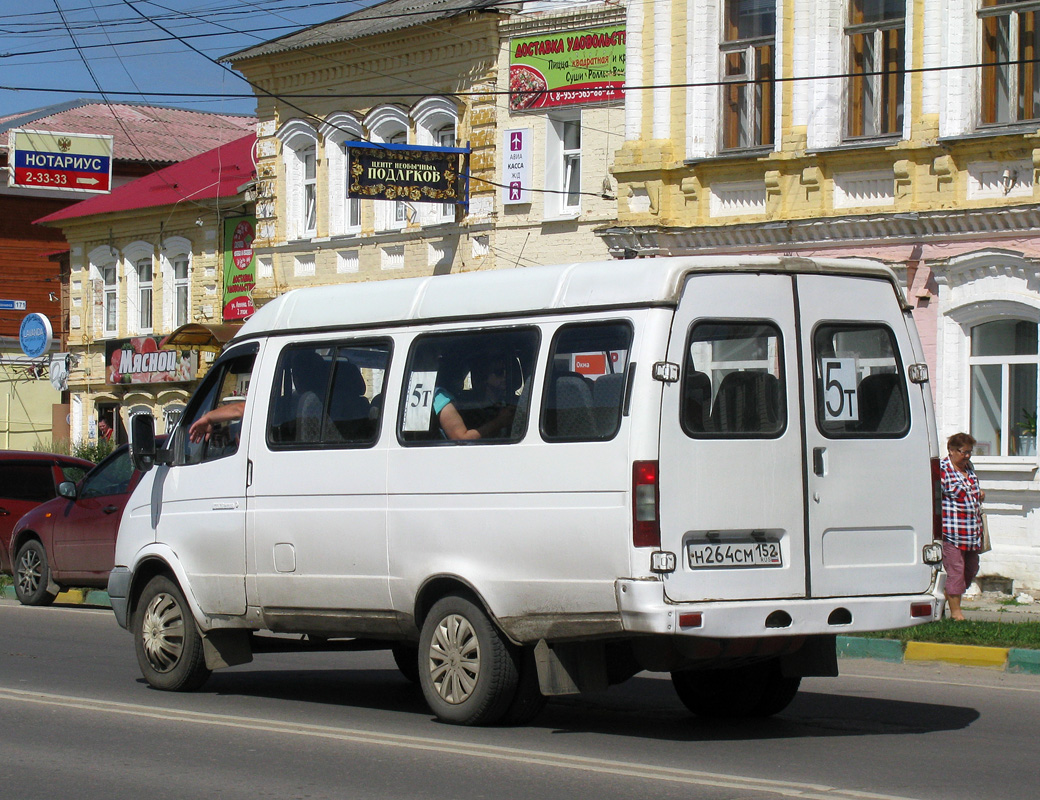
[
  {"xmin": 320, "ymin": 113, "xmax": 364, "ymax": 236},
  {"xmin": 161, "ymin": 237, "xmax": 192, "ymax": 331},
  {"xmin": 89, "ymin": 245, "xmax": 119, "ymax": 338},
  {"xmin": 365, "ymin": 105, "xmax": 410, "ymax": 231},
  {"xmin": 277, "ymin": 119, "xmax": 319, "ymax": 240},
  {"xmin": 413, "ymin": 97, "xmax": 459, "ymax": 225},
  {"xmin": 123, "ymin": 242, "xmax": 155, "ymax": 336}
]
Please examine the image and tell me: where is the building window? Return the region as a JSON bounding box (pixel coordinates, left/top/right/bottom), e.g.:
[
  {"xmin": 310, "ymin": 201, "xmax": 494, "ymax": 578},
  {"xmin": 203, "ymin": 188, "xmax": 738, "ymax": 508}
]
[
  {"xmin": 980, "ymin": 0, "xmax": 1040, "ymax": 125},
  {"xmin": 846, "ymin": 0, "xmax": 905, "ymax": 138},
  {"xmin": 302, "ymin": 145, "xmax": 317, "ymax": 236},
  {"xmin": 136, "ymin": 257, "xmax": 153, "ymax": 332},
  {"xmin": 721, "ymin": 0, "xmax": 775, "ymax": 150},
  {"xmin": 103, "ymin": 264, "xmax": 117, "ymax": 336},
  {"xmin": 970, "ymin": 319, "xmax": 1039, "ymax": 457},
  {"xmin": 173, "ymin": 256, "xmax": 189, "ymax": 328},
  {"xmin": 435, "ymin": 124, "xmax": 457, "ymax": 222},
  {"xmin": 345, "ymin": 150, "xmax": 362, "ymax": 231},
  {"xmin": 546, "ymin": 112, "xmax": 582, "ymax": 218},
  {"xmin": 278, "ymin": 120, "xmax": 319, "ymax": 241}
]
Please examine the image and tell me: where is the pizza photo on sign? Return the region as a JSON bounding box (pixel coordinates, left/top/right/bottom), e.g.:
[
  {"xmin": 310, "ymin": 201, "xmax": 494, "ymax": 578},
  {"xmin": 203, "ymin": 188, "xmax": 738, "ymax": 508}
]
[{"xmin": 509, "ymin": 65, "xmax": 548, "ymax": 110}]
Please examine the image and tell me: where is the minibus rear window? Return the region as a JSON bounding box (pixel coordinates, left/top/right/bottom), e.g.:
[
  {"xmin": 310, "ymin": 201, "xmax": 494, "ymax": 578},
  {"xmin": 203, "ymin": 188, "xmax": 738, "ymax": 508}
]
[
  {"xmin": 268, "ymin": 341, "xmax": 391, "ymax": 449},
  {"xmin": 813, "ymin": 324, "xmax": 910, "ymax": 438},
  {"xmin": 681, "ymin": 321, "xmax": 785, "ymax": 438}
]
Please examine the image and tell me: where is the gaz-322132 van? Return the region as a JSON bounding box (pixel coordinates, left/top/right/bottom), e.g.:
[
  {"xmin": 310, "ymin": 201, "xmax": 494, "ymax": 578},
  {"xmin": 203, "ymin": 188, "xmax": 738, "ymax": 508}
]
[{"xmin": 112, "ymin": 256, "xmax": 945, "ymax": 726}]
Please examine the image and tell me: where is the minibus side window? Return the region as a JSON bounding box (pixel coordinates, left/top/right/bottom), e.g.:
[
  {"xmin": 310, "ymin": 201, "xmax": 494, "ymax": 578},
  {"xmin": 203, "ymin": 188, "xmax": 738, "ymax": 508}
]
[
  {"xmin": 681, "ymin": 321, "xmax": 785, "ymax": 438},
  {"xmin": 172, "ymin": 347, "xmax": 257, "ymax": 466},
  {"xmin": 267, "ymin": 341, "xmax": 391, "ymax": 449},
  {"xmin": 814, "ymin": 324, "xmax": 909, "ymax": 438},
  {"xmin": 400, "ymin": 328, "xmax": 540, "ymax": 444},
  {"xmin": 540, "ymin": 322, "xmax": 633, "ymax": 442}
]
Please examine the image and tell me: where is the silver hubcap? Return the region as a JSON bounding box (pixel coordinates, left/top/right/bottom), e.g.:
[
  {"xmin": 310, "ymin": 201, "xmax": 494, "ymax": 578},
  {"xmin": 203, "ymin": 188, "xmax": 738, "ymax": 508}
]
[
  {"xmin": 16, "ymin": 549, "xmax": 42, "ymax": 596},
  {"xmin": 429, "ymin": 613, "xmax": 480, "ymax": 704},
  {"xmin": 141, "ymin": 592, "xmax": 185, "ymax": 673}
]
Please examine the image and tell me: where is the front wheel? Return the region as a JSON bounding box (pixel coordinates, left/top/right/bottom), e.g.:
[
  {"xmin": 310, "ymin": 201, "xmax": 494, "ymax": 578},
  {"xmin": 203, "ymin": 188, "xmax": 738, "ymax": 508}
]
[
  {"xmin": 671, "ymin": 659, "xmax": 800, "ymax": 719},
  {"xmin": 132, "ymin": 575, "xmax": 211, "ymax": 692},
  {"xmin": 418, "ymin": 594, "xmax": 519, "ymax": 725},
  {"xmin": 14, "ymin": 540, "xmax": 58, "ymax": 606}
]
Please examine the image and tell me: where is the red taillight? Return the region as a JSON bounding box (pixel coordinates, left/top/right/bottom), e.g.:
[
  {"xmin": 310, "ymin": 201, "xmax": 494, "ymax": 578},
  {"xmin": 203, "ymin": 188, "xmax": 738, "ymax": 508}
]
[
  {"xmin": 911, "ymin": 602, "xmax": 933, "ymax": 618},
  {"xmin": 679, "ymin": 612, "xmax": 702, "ymax": 628},
  {"xmin": 633, "ymin": 460, "xmax": 660, "ymax": 548},
  {"xmin": 930, "ymin": 457, "xmax": 942, "ymax": 540}
]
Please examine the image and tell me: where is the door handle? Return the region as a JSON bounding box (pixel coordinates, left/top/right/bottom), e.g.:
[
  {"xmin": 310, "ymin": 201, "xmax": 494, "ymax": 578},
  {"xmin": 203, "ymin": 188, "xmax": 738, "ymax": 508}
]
[
  {"xmin": 103, "ymin": 505, "xmax": 119, "ymax": 514},
  {"xmin": 813, "ymin": 447, "xmax": 826, "ymax": 476},
  {"xmin": 0, "ymin": 507, "xmax": 9, "ymax": 516}
]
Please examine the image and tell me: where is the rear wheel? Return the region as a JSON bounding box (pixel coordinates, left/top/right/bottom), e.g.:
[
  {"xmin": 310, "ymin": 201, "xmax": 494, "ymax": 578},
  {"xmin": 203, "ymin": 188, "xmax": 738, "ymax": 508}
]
[
  {"xmin": 418, "ymin": 594, "xmax": 519, "ymax": 725},
  {"xmin": 499, "ymin": 646, "xmax": 548, "ymax": 725},
  {"xmin": 671, "ymin": 659, "xmax": 800, "ymax": 719},
  {"xmin": 132, "ymin": 575, "xmax": 210, "ymax": 692},
  {"xmin": 14, "ymin": 540, "xmax": 58, "ymax": 606}
]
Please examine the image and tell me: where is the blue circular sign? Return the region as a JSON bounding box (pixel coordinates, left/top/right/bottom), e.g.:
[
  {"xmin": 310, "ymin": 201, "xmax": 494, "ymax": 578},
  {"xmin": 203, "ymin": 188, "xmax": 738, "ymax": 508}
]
[{"xmin": 19, "ymin": 313, "xmax": 53, "ymax": 358}]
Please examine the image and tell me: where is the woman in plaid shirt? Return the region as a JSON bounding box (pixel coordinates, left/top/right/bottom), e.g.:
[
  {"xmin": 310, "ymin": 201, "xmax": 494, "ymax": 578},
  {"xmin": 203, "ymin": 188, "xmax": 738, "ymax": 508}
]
[{"xmin": 941, "ymin": 432, "xmax": 986, "ymax": 620}]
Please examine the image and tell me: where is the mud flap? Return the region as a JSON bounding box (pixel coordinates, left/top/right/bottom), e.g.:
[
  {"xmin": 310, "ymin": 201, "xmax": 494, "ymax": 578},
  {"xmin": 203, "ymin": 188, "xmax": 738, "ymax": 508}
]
[
  {"xmin": 534, "ymin": 640, "xmax": 609, "ymax": 695},
  {"xmin": 780, "ymin": 634, "xmax": 838, "ymax": 678},
  {"xmin": 202, "ymin": 629, "xmax": 253, "ymax": 670}
]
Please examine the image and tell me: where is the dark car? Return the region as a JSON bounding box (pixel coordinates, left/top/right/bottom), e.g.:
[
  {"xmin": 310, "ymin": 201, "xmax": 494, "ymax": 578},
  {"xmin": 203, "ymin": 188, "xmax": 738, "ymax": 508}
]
[
  {"xmin": 0, "ymin": 451, "xmax": 93, "ymax": 576},
  {"xmin": 7, "ymin": 443, "xmax": 155, "ymax": 606}
]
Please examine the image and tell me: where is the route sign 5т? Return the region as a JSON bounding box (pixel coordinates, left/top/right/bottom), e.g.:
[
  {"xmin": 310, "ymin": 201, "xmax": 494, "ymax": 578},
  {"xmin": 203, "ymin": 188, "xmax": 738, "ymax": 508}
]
[{"xmin": 8, "ymin": 129, "xmax": 113, "ymax": 194}]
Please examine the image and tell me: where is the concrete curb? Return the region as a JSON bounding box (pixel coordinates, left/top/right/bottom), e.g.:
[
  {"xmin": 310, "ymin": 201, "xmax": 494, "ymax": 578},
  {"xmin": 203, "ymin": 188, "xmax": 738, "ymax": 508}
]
[
  {"xmin": 838, "ymin": 636, "xmax": 1040, "ymax": 675},
  {"xmin": 2, "ymin": 586, "xmax": 1038, "ymax": 674}
]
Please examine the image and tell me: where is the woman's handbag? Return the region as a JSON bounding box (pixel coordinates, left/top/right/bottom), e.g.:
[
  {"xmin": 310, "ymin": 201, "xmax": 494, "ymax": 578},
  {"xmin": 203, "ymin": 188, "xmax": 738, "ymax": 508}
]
[{"xmin": 979, "ymin": 513, "xmax": 992, "ymax": 554}]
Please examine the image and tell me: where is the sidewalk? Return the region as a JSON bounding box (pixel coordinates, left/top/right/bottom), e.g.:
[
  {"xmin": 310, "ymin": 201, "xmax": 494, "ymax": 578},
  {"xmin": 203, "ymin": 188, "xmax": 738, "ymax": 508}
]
[{"xmin": 4, "ymin": 585, "xmax": 1039, "ymax": 674}]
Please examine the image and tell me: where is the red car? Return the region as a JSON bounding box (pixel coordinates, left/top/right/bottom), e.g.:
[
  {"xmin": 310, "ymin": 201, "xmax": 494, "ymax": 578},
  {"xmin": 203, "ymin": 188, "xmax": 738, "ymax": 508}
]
[
  {"xmin": 0, "ymin": 451, "xmax": 93, "ymax": 576},
  {"xmin": 7, "ymin": 443, "xmax": 151, "ymax": 606}
]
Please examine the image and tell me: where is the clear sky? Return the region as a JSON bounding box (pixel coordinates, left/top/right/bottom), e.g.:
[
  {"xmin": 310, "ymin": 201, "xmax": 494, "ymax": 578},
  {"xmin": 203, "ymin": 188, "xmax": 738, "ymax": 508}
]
[{"xmin": 0, "ymin": 0, "xmax": 376, "ymax": 119}]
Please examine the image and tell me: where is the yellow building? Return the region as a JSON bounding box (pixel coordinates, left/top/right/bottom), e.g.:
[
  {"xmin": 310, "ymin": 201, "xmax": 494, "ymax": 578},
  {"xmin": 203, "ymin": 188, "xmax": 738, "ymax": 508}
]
[
  {"xmin": 224, "ymin": 0, "xmax": 625, "ymax": 292},
  {"xmin": 37, "ymin": 135, "xmax": 256, "ymax": 443},
  {"xmin": 611, "ymin": 0, "xmax": 1040, "ymax": 592}
]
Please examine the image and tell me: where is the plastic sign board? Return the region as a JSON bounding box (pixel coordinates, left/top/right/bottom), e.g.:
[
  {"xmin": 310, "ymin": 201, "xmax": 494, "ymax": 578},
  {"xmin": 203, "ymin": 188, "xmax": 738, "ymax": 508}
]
[
  {"xmin": 509, "ymin": 25, "xmax": 626, "ymax": 111},
  {"xmin": 19, "ymin": 313, "xmax": 53, "ymax": 358},
  {"xmin": 0, "ymin": 299, "xmax": 27, "ymax": 311},
  {"xmin": 223, "ymin": 216, "xmax": 257, "ymax": 321},
  {"xmin": 347, "ymin": 143, "xmax": 462, "ymax": 206},
  {"xmin": 502, "ymin": 129, "xmax": 532, "ymax": 205},
  {"xmin": 8, "ymin": 129, "xmax": 113, "ymax": 193},
  {"xmin": 821, "ymin": 358, "xmax": 859, "ymax": 421},
  {"xmin": 105, "ymin": 336, "xmax": 197, "ymax": 385}
]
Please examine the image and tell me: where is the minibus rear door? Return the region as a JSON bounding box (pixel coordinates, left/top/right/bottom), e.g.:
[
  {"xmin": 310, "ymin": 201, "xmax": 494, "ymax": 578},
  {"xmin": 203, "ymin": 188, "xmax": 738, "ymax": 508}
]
[{"xmin": 658, "ymin": 272, "xmax": 808, "ymax": 603}]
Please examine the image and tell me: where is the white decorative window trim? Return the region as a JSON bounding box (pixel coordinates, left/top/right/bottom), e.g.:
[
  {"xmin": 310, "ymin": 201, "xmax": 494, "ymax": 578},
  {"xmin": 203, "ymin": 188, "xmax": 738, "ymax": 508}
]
[
  {"xmin": 293, "ymin": 254, "xmax": 316, "ymax": 277},
  {"xmin": 966, "ymin": 160, "xmax": 1034, "ymax": 200},
  {"xmin": 833, "ymin": 169, "xmax": 896, "ymax": 208},
  {"xmin": 709, "ymin": 180, "xmax": 767, "ymax": 217},
  {"xmin": 381, "ymin": 245, "xmax": 405, "ymax": 271},
  {"xmin": 276, "ymin": 118, "xmax": 319, "ymax": 241},
  {"xmin": 160, "ymin": 236, "xmax": 192, "ymax": 332},
  {"xmin": 336, "ymin": 250, "xmax": 359, "ymax": 274},
  {"xmin": 365, "ymin": 105, "xmax": 410, "ymax": 232},
  {"xmin": 320, "ymin": 112, "xmax": 364, "ymax": 237}
]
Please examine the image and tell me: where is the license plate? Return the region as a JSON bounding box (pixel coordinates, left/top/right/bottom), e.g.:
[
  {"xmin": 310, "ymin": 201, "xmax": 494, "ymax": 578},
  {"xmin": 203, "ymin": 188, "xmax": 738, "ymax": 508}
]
[{"xmin": 687, "ymin": 540, "xmax": 782, "ymax": 569}]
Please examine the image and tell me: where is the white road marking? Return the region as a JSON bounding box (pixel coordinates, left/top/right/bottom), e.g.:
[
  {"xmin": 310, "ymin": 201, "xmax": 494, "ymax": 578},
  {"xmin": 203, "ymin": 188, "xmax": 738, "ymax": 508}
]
[{"xmin": 0, "ymin": 686, "xmax": 922, "ymax": 800}]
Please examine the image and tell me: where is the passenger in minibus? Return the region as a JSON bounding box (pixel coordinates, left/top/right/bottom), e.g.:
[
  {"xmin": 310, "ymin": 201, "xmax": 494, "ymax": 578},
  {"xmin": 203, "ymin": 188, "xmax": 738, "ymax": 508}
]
[
  {"xmin": 189, "ymin": 400, "xmax": 244, "ymax": 443},
  {"xmin": 434, "ymin": 357, "xmax": 515, "ymax": 441}
]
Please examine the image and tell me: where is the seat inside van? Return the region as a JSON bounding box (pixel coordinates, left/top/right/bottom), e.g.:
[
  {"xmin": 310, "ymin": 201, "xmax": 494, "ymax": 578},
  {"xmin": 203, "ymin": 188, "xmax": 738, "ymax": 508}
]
[{"xmin": 709, "ymin": 371, "xmax": 781, "ymax": 434}]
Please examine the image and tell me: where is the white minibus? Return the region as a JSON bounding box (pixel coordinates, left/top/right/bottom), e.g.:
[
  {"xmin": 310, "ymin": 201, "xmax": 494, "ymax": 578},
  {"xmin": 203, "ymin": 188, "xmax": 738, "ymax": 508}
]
[{"xmin": 113, "ymin": 256, "xmax": 945, "ymax": 725}]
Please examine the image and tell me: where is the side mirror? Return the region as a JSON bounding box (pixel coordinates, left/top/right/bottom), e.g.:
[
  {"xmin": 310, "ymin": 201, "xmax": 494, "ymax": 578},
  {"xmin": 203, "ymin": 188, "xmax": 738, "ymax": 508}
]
[
  {"xmin": 129, "ymin": 413, "xmax": 157, "ymax": 472},
  {"xmin": 57, "ymin": 481, "xmax": 77, "ymax": 499}
]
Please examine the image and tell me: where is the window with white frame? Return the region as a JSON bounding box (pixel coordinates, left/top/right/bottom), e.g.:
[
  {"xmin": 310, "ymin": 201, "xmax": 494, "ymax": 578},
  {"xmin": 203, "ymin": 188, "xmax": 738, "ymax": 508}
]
[
  {"xmin": 970, "ymin": 319, "xmax": 1039, "ymax": 457},
  {"xmin": 412, "ymin": 97, "xmax": 460, "ymax": 226},
  {"xmin": 277, "ymin": 120, "xmax": 319, "ymax": 240},
  {"xmin": 721, "ymin": 0, "xmax": 775, "ymax": 150},
  {"xmin": 135, "ymin": 257, "xmax": 153, "ymax": 332},
  {"xmin": 161, "ymin": 239, "xmax": 191, "ymax": 332},
  {"xmin": 319, "ymin": 113, "xmax": 364, "ymax": 237},
  {"xmin": 980, "ymin": 0, "xmax": 1040, "ymax": 125},
  {"xmin": 435, "ymin": 124, "xmax": 457, "ymax": 222},
  {"xmin": 103, "ymin": 263, "xmax": 118, "ymax": 336},
  {"xmin": 365, "ymin": 105, "xmax": 410, "ymax": 232},
  {"xmin": 846, "ymin": 0, "xmax": 905, "ymax": 138},
  {"xmin": 546, "ymin": 111, "xmax": 582, "ymax": 218},
  {"xmin": 173, "ymin": 257, "xmax": 189, "ymax": 327}
]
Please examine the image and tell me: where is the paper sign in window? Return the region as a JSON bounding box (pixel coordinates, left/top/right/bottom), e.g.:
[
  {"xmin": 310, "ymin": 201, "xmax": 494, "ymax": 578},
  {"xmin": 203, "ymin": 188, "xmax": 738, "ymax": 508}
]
[
  {"xmin": 403, "ymin": 371, "xmax": 438, "ymax": 432},
  {"xmin": 821, "ymin": 358, "xmax": 859, "ymax": 421}
]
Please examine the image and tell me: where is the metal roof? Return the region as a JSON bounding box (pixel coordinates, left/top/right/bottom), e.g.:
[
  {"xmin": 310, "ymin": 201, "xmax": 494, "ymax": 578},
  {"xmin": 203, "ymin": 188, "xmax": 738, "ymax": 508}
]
[
  {"xmin": 0, "ymin": 100, "xmax": 255, "ymax": 164},
  {"xmin": 223, "ymin": 0, "xmax": 508, "ymax": 62},
  {"xmin": 34, "ymin": 134, "xmax": 255, "ymax": 224}
]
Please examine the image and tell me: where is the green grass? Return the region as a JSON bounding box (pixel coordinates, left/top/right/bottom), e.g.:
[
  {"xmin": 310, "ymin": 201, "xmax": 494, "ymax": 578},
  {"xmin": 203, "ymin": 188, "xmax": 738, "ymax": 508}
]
[{"xmin": 853, "ymin": 618, "xmax": 1040, "ymax": 650}]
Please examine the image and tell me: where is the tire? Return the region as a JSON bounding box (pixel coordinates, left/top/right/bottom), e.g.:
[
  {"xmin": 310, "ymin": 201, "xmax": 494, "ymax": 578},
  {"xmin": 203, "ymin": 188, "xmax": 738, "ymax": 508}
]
[
  {"xmin": 671, "ymin": 659, "xmax": 801, "ymax": 719},
  {"xmin": 499, "ymin": 646, "xmax": 548, "ymax": 726},
  {"xmin": 132, "ymin": 575, "xmax": 211, "ymax": 692},
  {"xmin": 14, "ymin": 540, "xmax": 58, "ymax": 606},
  {"xmin": 391, "ymin": 643, "xmax": 421, "ymax": 684},
  {"xmin": 418, "ymin": 594, "xmax": 519, "ymax": 725}
]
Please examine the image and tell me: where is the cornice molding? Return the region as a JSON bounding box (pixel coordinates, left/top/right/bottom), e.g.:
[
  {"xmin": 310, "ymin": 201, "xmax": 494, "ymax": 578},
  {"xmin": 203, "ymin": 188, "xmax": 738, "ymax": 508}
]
[{"xmin": 598, "ymin": 205, "xmax": 1040, "ymax": 258}]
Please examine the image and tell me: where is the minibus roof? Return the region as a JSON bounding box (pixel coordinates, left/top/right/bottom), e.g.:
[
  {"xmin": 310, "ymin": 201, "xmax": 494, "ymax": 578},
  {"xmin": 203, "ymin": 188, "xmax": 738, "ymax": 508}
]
[{"xmin": 234, "ymin": 255, "xmax": 906, "ymax": 339}]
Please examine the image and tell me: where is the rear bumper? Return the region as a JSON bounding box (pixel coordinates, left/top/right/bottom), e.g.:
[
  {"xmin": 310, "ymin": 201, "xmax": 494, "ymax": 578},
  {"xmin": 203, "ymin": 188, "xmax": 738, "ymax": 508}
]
[{"xmin": 616, "ymin": 570, "xmax": 946, "ymax": 637}]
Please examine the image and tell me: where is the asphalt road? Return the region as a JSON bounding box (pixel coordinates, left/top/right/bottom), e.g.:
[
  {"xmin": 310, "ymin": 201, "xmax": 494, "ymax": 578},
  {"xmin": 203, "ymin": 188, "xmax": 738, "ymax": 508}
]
[{"xmin": 1, "ymin": 598, "xmax": 1037, "ymax": 800}]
